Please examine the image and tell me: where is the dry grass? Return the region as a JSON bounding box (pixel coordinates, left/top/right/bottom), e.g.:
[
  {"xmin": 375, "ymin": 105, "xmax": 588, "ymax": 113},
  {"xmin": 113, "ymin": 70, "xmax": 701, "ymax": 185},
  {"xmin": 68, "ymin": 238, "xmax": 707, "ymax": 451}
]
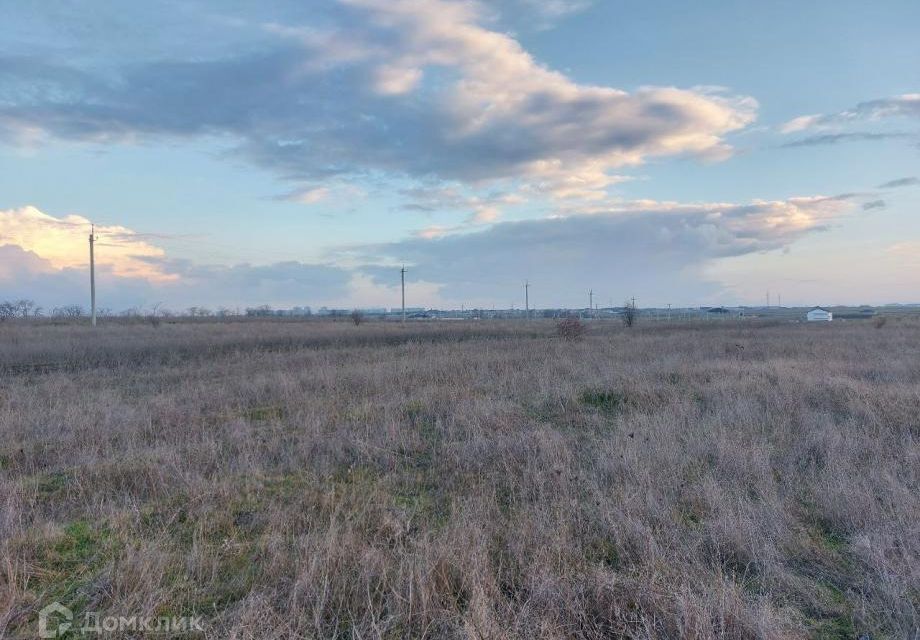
[{"xmin": 0, "ymin": 318, "xmax": 918, "ymax": 639}]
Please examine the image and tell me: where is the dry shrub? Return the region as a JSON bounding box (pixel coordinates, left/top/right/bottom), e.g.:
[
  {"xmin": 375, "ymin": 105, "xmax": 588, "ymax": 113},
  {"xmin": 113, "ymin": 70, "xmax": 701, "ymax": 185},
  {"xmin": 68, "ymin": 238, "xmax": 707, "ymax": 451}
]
[{"xmin": 556, "ymin": 316, "xmax": 586, "ymax": 340}]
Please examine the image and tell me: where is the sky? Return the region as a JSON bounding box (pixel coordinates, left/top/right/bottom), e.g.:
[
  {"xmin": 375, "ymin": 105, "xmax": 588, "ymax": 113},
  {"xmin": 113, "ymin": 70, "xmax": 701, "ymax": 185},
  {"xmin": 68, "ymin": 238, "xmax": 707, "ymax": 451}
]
[{"xmin": 1, "ymin": 0, "xmax": 918, "ymax": 312}]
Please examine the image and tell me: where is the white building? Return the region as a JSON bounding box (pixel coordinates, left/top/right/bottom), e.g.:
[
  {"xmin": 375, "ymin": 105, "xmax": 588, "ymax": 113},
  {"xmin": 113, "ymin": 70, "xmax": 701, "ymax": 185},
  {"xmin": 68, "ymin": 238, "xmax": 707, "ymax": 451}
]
[{"xmin": 806, "ymin": 307, "xmax": 833, "ymax": 322}]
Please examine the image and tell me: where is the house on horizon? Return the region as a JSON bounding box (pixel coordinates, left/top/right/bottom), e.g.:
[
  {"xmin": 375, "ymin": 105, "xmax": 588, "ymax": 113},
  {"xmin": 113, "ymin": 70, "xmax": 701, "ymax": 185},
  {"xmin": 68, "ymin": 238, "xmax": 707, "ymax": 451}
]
[{"xmin": 806, "ymin": 307, "xmax": 833, "ymax": 322}]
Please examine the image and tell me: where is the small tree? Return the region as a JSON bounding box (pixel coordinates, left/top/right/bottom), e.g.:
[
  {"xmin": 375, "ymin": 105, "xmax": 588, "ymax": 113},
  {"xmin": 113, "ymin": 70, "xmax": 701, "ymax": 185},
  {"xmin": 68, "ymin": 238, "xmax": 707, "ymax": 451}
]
[
  {"xmin": 350, "ymin": 309, "xmax": 365, "ymax": 326},
  {"xmin": 147, "ymin": 302, "xmax": 165, "ymax": 328},
  {"xmin": 14, "ymin": 299, "xmax": 37, "ymax": 318},
  {"xmin": 53, "ymin": 305, "xmax": 85, "ymax": 317},
  {"xmin": 622, "ymin": 299, "xmax": 638, "ymax": 327},
  {"xmin": 0, "ymin": 301, "xmax": 16, "ymax": 321}
]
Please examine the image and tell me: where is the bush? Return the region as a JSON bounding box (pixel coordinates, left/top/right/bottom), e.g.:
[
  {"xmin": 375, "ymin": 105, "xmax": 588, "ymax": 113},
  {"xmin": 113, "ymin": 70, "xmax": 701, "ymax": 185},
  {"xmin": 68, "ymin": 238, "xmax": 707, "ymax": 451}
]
[
  {"xmin": 622, "ymin": 299, "xmax": 638, "ymax": 327},
  {"xmin": 350, "ymin": 310, "xmax": 365, "ymax": 326},
  {"xmin": 556, "ymin": 316, "xmax": 586, "ymax": 341}
]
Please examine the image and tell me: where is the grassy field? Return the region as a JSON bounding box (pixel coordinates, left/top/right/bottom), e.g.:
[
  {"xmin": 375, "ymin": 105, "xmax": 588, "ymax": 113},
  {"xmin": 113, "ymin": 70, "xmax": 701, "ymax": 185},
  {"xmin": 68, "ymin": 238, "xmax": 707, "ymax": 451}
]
[{"xmin": 1, "ymin": 318, "xmax": 918, "ymax": 639}]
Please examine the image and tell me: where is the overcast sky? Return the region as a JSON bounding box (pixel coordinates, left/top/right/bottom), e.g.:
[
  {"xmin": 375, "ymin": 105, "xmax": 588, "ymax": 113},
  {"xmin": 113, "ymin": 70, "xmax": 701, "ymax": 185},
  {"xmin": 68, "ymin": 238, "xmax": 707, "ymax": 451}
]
[{"xmin": 2, "ymin": 0, "xmax": 918, "ymax": 311}]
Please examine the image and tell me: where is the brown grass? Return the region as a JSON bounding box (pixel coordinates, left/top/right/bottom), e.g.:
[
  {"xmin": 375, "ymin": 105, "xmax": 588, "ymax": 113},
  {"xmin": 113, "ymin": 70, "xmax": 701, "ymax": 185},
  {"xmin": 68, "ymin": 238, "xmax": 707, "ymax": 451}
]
[{"xmin": 0, "ymin": 318, "xmax": 918, "ymax": 639}]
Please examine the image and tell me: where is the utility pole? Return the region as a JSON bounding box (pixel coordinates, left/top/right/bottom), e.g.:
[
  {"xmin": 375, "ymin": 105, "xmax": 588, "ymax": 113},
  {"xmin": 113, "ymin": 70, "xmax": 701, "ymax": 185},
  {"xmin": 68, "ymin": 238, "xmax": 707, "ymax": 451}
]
[
  {"xmin": 667, "ymin": 303, "xmax": 671, "ymax": 322},
  {"xmin": 400, "ymin": 265, "xmax": 407, "ymax": 323},
  {"xmin": 89, "ymin": 224, "xmax": 96, "ymax": 327},
  {"xmin": 524, "ymin": 280, "xmax": 530, "ymax": 318},
  {"xmin": 588, "ymin": 289, "xmax": 593, "ymax": 317}
]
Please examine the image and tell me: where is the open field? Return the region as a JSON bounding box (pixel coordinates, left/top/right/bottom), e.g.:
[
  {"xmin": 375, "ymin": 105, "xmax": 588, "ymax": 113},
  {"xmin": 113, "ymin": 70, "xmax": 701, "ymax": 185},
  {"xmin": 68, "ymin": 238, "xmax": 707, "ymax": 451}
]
[{"xmin": 1, "ymin": 318, "xmax": 918, "ymax": 639}]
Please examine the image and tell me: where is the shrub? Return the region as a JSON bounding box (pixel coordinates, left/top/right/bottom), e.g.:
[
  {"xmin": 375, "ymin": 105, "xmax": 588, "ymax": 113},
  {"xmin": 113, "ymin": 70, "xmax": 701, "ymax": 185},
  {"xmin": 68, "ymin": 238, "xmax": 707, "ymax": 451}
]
[
  {"xmin": 350, "ymin": 310, "xmax": 365, "ymax": 326},
  {"xmin": 622, "ymin": 299, "xmax": 638, "ymax": 327},
  {"xmin": 556, "ymin": 316, "xmax": 586, "ymax": 340}
]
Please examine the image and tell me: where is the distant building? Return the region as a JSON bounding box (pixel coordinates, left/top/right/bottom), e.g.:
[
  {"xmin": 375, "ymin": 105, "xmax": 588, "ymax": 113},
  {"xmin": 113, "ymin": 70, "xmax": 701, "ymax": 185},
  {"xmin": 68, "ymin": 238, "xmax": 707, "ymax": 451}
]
[{"xmin": 806, "ymin": 307, "xmax": 833, "ymax": 322}]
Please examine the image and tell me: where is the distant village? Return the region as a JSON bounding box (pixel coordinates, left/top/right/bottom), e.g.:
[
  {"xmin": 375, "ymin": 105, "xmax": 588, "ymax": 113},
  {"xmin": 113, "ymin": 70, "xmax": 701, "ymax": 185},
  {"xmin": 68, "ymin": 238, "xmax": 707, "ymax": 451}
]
[{"xmin": 239, "ymin": 304, "xmax": 917, "ymax": 322}]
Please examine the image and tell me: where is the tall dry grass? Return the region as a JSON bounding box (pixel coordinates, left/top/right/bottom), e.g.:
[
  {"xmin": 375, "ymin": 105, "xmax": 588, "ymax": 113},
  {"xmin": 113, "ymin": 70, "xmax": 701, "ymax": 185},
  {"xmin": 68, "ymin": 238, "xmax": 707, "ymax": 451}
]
[{"xmin": 0, "ymin": 318, "xmax": 918, "ymax": 638}]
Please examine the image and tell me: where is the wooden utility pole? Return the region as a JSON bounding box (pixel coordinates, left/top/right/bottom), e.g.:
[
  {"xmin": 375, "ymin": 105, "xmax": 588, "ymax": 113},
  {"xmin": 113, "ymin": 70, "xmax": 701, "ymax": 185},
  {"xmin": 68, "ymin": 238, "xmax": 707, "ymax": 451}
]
[
  {"xmin": 89, "ymin": 224, "xmax": 96, "ymax": 327},
  {"xmin": 524, "ymin": 280, "xmax": 530, "ymax": 318}
]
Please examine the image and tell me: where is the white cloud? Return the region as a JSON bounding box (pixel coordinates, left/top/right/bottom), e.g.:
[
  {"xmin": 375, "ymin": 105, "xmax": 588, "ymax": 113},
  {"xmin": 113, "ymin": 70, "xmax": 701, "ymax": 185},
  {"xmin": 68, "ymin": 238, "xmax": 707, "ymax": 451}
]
[
  {"xmin": 1, "ymin": 0, "xmax": 757, "ymax": 206},
  {"xmin": 0, "ymin": 194, "xmax": 864, "ymax": 309},
  {"xmin": 372, "ymin": 64, "xmax": 424, "ymax": 95},
  {"xmin": 781, "ymin": 94, "xmax": 920, "ymax": 133},
  {"xmin": 780, "ymin": 115, "xmax": 822, "ymax": 134},
  {"xmin": 401, "ymin": 185, "xmax": 524, "ymax": 225},
  {"xmin": 0, "ymin": 205, "xmax": 352, "ymax": 310},
  {"xmin": 0, "ymin": 206, "xmax": 175, "ymax": 281},
  {"xmin": 514, "ymin": 0, "xmax": 593, "ymax": 20},
  {"xmin": 288, "ymin": 187, "xmax": 331, "ymax": 204},
  {"xmin": 355, "ymin": 194, "xmax": 858, "ymax": 307}
]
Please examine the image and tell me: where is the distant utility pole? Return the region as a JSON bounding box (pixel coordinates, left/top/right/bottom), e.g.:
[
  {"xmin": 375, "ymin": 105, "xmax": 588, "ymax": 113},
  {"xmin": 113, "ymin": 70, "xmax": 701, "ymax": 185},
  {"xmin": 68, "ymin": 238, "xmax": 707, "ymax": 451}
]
[
  {"xmin": 588, "ymin": 289, "xmax": 593, "ymax": 317},
  {"xmin": 89, "ymin": 224, "xmax": 96, "ymax": 327},
  {"xmin": 667, "ymin": 303, "xmax": 672, "ymax": 321},
  {"xmin": 778, "ymin": 293, "xmax": 782, "ymax": 308},
  {"xmin": 400, "ymin": 265, "xmax": 407, "ymax": 323},
  {"xmin": 524, "ymin": 280, "xmax": 530, "ymax": 318}
]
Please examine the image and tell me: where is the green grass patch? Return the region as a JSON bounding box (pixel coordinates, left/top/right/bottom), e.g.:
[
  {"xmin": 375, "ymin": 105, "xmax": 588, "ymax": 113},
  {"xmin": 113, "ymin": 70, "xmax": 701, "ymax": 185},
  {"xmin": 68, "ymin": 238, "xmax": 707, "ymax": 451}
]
[
  {"xmin": 811, "ymin": 521, "xmax": 847, "ymax": 554},
  {"xmin": 404, "ymin": 401, "xmax": 439, "ymax": 439},
  {"xmin": 391, "ymin": 472, "xmax": 450, "ymax": 529},
  {"xmin": 17, "ymin": 519, "xmax": 120, "ymax": 618},
  {"xmin": 25, "ymin": 470, "xmax": 72, "ymax": 498},
  {"xmin": 579, "ymin": 389, "xmax": 628, "ymax": 415},
  {"xmin": 808, "ymin": 613, "xmax": 856, "ymax": 640},
  {"xmin": 241, "ymin": 405, "xmax": 284, "ymax": 422},
  {"xmin": 585, "ymin": 537, "xmax": 621, "ymax": 569}
]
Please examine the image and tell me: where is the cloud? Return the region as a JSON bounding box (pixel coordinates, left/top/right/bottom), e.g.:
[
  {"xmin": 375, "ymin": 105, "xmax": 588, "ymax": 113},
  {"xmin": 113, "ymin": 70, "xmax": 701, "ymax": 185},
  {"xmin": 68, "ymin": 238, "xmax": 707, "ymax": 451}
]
[
  {"xmin": 155, "ymin": 259, "xmax": 352, "ymax": 309},
  {"xmin": 877, "ymin": 176, "xmax": 919, "ymax": 189},
  {"xmin": 513, "ymin": 0, "xmax": 593, "ymax": 19},
  {"xmin": 887, "ymin": 242, "xmax": 920, "ymax": 267},
  {"xmin": 353, "ymin": 195, "xmax": 856, "ymax": 306},
  {"xmin": 862, "ymin": 200, "xmax": 886, "ymax": 210},
  {"xmin": 781, "ymin": 94, "xmax": 920, "ymax": 133},
  {"xmin": 505, "ymin": 0, "xmax": 594, "ymax": 28},
  {"xmin": 0, "ymin": 0, "xmax": 756, "ymax": 204},
  {"xmin": 780, "ymin": 115, "xmax": 822, "ymax": 134},
  {"xmin": 0, "ymin": 206, "xmax": 175, "ymax": 281},
  {"xmin": 400, "ymin": 186, "xmax": 524, "ymax": 224},
  {"xmin": 0, "ymin": 206, "xmax": 351, "ymax": 310},
  {"xmin": 1, "ymin": 195, "xmax": 861, "ymax": 309},
  {"xmin": 779, "ymin": 132, "xmax": 913, "ymax": 148},
  {"xmin": 280, "ymin": 187, "xmax": 331, "ymax": 204}
]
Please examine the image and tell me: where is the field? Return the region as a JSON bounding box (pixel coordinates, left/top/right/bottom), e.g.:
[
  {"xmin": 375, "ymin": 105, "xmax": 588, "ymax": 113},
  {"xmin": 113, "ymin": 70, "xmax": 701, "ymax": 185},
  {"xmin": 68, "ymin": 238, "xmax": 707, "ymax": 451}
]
[{"xmin": 1, "ymin": 318, "xmax": 918, "ymax": 639}]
